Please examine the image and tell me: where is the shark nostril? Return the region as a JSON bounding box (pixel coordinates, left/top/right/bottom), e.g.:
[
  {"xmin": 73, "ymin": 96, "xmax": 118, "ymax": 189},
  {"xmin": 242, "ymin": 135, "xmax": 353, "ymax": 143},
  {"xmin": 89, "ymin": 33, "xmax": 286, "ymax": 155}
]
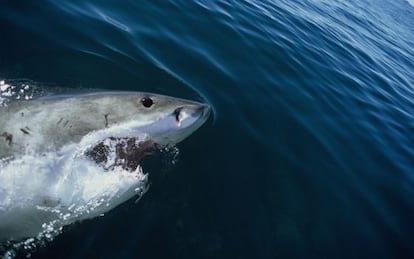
[{"xmin": 174, "ymin": 107, "xmax": 182, "ymax": 123}]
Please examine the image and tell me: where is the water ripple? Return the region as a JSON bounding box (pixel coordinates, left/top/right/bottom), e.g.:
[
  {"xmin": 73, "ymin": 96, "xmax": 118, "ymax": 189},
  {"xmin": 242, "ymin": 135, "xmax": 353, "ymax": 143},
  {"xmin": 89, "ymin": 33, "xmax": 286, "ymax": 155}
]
[{"xmin": 1, "ymin": 0, "xmax": 414, "ymax": 257}]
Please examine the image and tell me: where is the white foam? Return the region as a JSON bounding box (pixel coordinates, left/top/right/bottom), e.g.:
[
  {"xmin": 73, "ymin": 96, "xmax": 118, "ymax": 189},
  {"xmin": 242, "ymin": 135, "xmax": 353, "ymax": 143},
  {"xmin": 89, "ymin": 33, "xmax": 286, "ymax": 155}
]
[
  {"xmin": 0, "ymin": 131, "xmax": 149, "ymax": 250},
  {"xmin": 0, "ymin": 79, "xmax": 42, "ymax": 106},
  {"xmin": 408, "ymin": 0, "xmax": 414, "ymax": 7}
]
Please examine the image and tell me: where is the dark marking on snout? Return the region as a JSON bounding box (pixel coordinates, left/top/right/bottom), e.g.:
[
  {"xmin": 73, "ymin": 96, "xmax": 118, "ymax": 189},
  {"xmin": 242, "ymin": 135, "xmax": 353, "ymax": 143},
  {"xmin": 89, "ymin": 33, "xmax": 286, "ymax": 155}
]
[
  {"xmin": 104, "ymin": 114, "xmax": 109, "ymax": 128},
  {"xmin": 57, "ymin": 118, "xmax": 63, "ymax": 125},
  {"xmin": 21, "ymin": 112, "xmax": 24, "ymax": 117},
  {"xmin": 63, "ymin": 120, "xmax": 69, "ymax": 127},
  {"xmin": 20, "ymin": 128, "xmax": 30, "ymax": 135},
  {"xmin": 1, "ymin": 132, "xmax": 13, "ymax": 146}
]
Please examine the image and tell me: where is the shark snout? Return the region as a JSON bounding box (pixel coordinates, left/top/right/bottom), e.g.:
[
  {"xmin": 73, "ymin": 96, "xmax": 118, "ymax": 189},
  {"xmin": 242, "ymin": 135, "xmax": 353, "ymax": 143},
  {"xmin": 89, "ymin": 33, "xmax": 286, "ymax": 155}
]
[
  {"xmin": 173, "ymin": 104, "xmax": 211, "ymax": 127},
  {"xmin": 197, "ymin": 104, "xmax": 211, "ymax": 117}
]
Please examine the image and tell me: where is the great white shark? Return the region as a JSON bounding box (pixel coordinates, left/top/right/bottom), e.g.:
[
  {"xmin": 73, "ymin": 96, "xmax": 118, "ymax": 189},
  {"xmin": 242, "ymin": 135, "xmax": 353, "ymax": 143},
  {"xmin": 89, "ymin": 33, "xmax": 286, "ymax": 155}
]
[{"xmin": 0, "ymin": 91, "xmax": 210, "ymax": 241}]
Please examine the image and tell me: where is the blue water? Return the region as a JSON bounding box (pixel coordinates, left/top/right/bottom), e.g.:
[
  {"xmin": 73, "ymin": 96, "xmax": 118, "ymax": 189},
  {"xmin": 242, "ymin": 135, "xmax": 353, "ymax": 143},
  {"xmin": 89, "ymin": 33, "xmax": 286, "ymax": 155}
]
[{"xmin": 1, "ymin": 0, "xmax": 414, "ymax": 258}]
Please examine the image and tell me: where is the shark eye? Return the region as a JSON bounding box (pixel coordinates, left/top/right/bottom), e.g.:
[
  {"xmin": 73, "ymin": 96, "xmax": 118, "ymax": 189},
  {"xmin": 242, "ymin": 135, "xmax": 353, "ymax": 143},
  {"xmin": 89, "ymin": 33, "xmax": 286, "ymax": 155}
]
[{"xmin": 141, "ymin": 97, "xmax": 153, "ymax": 108}]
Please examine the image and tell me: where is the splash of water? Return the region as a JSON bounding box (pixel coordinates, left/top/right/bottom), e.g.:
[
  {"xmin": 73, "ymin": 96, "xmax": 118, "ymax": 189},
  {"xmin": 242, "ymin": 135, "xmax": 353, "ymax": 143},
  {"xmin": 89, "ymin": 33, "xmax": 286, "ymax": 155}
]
[
  {"xmin": 0, "ymin": 79, "xmax": 45, "ymax": 106},
  {"xmin": 0, "ymin": 131, "xmax": 150, "ymax": 251}
]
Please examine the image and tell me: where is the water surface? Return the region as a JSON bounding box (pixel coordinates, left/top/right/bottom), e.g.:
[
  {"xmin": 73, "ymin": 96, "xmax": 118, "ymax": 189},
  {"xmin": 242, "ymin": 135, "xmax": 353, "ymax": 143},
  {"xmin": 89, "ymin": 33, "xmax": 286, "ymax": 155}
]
[{"xmin": 0, "ymin": 0, "xmax": 414, "ymax": 258}]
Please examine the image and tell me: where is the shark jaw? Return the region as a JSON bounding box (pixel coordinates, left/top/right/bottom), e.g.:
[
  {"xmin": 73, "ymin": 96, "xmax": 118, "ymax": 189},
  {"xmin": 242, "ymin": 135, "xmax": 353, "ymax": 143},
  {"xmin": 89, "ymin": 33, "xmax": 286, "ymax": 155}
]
[{"xmin": 80, "ymin": 102, "xmax": 210, "ymax": 170}]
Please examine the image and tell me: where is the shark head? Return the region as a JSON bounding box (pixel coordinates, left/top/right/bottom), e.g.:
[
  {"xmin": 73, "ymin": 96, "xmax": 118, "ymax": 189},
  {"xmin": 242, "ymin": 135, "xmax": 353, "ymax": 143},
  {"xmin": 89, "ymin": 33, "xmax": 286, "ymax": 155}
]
[
  {"xmin": 68, "ymin": 92, "xmax": 211, "ymax": 168},
  {"xmin": 0, "ymin": 91, "xmax": 211, "ymax": 157},
  {"xmin": 73, "ymin": 91, "xmax": 211, "ymax": 146},
  {"xmin": 112, "ymin": 92, "xmax": 211, "ymax": 145}
]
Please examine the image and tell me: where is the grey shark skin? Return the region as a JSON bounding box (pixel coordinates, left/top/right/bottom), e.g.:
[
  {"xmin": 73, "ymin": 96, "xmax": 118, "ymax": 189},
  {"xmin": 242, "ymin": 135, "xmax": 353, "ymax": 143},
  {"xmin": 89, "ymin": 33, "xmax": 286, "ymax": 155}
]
[
  {"xmin": 0, "ymin": 91, "xmax": 210, "ymax": 159},
  {"xmin": 0, "ymin": 91, "xmax": 210, "ymax": 241}
]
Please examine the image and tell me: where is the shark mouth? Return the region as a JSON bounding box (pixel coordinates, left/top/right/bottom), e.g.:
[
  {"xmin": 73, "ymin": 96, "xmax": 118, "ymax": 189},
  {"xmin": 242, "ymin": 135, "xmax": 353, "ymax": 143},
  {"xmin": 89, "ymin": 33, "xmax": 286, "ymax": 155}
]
[{"xmin": 84, "ymin": 137, "xmax": 161, "ymax": 171}]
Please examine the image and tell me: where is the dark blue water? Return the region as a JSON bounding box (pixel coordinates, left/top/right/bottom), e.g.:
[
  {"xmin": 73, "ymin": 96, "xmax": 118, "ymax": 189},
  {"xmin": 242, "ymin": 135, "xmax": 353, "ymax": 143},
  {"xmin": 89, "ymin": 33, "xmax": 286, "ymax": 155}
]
[{"xmin": 1, "ymin": 0, "xmax": 414, "ymax": 258}]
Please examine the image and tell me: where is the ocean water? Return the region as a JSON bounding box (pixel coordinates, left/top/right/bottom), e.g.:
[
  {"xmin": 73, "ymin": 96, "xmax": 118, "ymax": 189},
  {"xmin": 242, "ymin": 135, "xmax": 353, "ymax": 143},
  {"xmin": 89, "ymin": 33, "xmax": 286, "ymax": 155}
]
[{"xmin": 0, "ymin": 0, "xmax": 414, "ymax": 258}]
